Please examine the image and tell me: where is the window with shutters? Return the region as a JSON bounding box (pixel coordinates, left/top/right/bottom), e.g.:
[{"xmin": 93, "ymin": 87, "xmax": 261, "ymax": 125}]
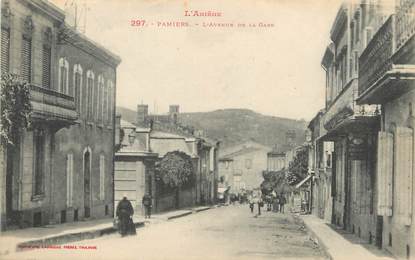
[
  {"xmin": 73, "ymin": 64, "xmax": 83, "ymax": 113},
  {"xmin": 21, "ymin": 37, "xmax": 32, "ymax": 82},
  {"xmin": 86, "ymin": 70, "xmax": 95, "ymax": 122},
  {"xmin": 97, "ymin": 75, "xmax": 104, "ymax": 123},
  {"xmin": 99, "ymin": 155, "xmax": 105, "ymax": 200},
  {"xmin": 42, "ymin": 46, "xmax": 51, "ymax": 89},
  {"xmin": 66, "ymin": 154, "xmax": 74, "ymax": 207},
  {"xmin": 108, "ymin": 80, "xmax": 113, "ymax": 124},
  {"xmin": 103, "ymin": 81, "xmax": 108, "ymax": 125},
  {"xmin": 33, "ymin": 129, "xmax": 45, "ymax": 196},
  {"xmin": 377, "ymin": 131, "xmax": 393, "ymax": 216},
  {"xmin": 1, "ymin": 28, "xmax": 10, "ymax": 74},
  {"xmin": 58, "ymin": 58, "xmax": 69, "ymax": 94},
  {"xmin": 394, "ymin": 127, "xmax": 413, "ymax": 225}
]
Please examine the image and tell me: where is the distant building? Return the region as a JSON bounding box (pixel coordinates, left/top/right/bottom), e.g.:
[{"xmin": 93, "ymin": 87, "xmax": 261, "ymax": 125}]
[
  {"xmin": 267, "ymin": 145, "xmax": 286, "ymax": 172},
  {"xmin": 219, "ymin": 141, "xmax": 272, "ymax": 194}
]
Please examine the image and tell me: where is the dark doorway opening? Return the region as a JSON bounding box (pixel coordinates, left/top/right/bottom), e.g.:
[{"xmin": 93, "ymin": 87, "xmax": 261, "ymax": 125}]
[
  {"xmin": 60, "ymin": 210, "xmax": 66, "ymax": 223},
  {"xmin": 33, "ymin": 212, "xmax": 42, "ymax": 227}
]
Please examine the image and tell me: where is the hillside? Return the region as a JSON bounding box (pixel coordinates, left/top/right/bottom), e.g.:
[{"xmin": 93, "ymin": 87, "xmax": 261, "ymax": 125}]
[{"xmin": 116, "ymin": 107, "xmax": 307, "ymax": 150}]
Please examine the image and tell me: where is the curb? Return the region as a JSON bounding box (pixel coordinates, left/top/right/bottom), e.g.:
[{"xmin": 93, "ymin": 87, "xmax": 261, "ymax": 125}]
[
  {"xmin": 193, "ymin": 207, "xmax": 211, "ymax": 213},
  {"xmin": 166, "ymin": 211, "xmax": 193, "ymax": 220},
  {"xmin": 297, "ymin": 216, "xmax": 333, "ymax": 260},
  {"xmin": 15, "ymin": 221, "xmax": 145, "ymax": 253}
]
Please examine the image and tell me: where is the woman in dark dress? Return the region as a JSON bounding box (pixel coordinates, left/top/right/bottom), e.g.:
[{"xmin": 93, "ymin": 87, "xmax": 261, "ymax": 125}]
[{"xmin": 116, "ymin": 195, "xmax": 135, "ymax": 237}]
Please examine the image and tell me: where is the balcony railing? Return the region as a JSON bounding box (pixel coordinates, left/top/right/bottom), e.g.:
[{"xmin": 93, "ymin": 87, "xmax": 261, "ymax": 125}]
[
  {"xmin": 324, "ymin": 83, "xmax": 380, "ymax": 132},
  {"xmin": 359, "ymin": 15, "xmax": 394, "ymax": 96},
  {"xmin": 396, "ymin": 0, "xmax": 415, "ymax": 50},
  {"xmin": 30, "ymin": 84, "xmax": 78, "ymax": 124},
  {"xmin": 359, "ymin": 1, "xmax": 415, "ymax": 101}
]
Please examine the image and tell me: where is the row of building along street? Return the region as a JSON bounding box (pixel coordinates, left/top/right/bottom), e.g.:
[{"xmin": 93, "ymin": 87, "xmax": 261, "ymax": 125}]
[{"xmin": 0, "ymin": 0, "xmax": 414, "ymax": 259}]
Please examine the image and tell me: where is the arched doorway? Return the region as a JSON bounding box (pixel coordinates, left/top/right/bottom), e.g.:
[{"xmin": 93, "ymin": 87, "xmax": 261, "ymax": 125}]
[{"xmin": 83, "ymin": 149, "xmax": 91, "ymax": 218}]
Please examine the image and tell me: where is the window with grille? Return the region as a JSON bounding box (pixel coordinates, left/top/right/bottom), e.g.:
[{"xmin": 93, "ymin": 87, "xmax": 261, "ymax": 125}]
[
  {"xmin": 21, "ymin": 37, "xmax": 32, "ymax": 82},
  {"xmin": 33, "ymin": 129, "xmax": 45, "ymax": 196},
  {"xmin": 42, "ymin": 46, "xmax": 51, "ymax": 88},
  {"xmin": 1, "ymin": 28, "xmax": 10, "ymax": 75}
]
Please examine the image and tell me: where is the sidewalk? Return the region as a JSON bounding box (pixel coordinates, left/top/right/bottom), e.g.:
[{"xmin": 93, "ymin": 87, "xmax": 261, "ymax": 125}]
[
  {"xmin": 300, "ymin": 215, "xmax": 394, "ymax": 260},
  {"xmin": 0, "ymin": 205, "xmax": 212, "ymax": 256}
]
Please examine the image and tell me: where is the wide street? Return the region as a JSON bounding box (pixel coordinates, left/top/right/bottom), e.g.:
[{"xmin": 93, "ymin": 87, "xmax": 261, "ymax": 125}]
[{"xmin": 8, "ymin": 205, "xmax": 327, "ymax": 260}]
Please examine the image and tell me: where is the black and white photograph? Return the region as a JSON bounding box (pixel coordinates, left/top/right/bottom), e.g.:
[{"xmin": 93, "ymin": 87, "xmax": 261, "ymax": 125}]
[{"xmin": 0, "ymin": 0, "xmax": 414, "ymax": 259}]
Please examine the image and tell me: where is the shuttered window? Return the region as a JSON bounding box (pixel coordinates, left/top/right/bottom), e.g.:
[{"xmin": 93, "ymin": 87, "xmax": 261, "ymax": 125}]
[
  {"xmin": 1, "ymin": 28, "xmax": 10, "ymax": 74},
  {"xmin": 107, "ymin": 81, "xmax": 113, "ymax": 124},
  {"xmin": 377, "ymin": 131, "xmax": 393, "ymax": 216},
  {"xmin": 42, "ymin": 46, "xmax": 51, "ymax": 89},
  {"xmin": 103, "ymin": 82, "xmax": 108, "ymax": 125},
  {"xmin": 99, "ymin": 155, "xmax": 105, "ymax": 200},
  {"xmin": 21, "ymin": 37, "xmax": 32, "ymax": 82},
  {"xmin": 66, "ymin": 154, "xmax": 74, "ymax": 207},
  {"xmin": 394, "ymin": 127, "xmax": 413, "ymax": 225},
  {"xmin": 73, "ymin": 64, "xmax": 83, "ymax": 114},
  {"xmin": 87, "ymin": 76, "xmax": 94, "ymax": 121},
  {"xmin": 97, "ymin": 76, "xmax": 104, "ymax": 123}
]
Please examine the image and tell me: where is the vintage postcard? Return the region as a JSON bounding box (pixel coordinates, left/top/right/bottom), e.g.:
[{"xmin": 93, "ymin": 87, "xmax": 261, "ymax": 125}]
[{"xmin": 0, "ymin": 0, "xmax": 414, "ymax": 259}]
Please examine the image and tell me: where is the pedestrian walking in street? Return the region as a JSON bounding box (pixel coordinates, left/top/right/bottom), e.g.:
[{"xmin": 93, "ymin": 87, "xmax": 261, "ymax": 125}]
[
  {"xmin": 266, "ymin": 195, "xmax": 272, "ymax": 211},
  {"xmin": 258, "ymin": 198, "xmax": 263, "ymax": 216},
  {"xmin": 279, "ymin": 193, "xmax": 286, "ymax": 213},
  {"xmin": 248, "ymin": 195, "xmax": 254, "ymax": 213},
  {"xmin": 116, "ymin": 195, "xmax": 135, "ymax": 237},
  {"xmin": 142, "ymin": 193, "xmax": 152, "ymax": 219},
  {"xmin": 273, "ymin": 194, "xmax": 280, "ymax": 212}
]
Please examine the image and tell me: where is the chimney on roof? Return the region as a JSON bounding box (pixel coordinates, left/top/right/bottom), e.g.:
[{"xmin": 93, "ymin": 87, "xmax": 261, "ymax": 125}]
[
  {"xmin": 169, "ymin": 105, "xmax": 179, "ymax": 124},
  {"xmin": 137, "ymin": 104, "xmax": 148, "ymax": 125}
]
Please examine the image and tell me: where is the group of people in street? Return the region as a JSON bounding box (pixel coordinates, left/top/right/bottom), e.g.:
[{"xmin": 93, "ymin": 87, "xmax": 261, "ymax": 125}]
[
  {"xmin": 248, "ymin": 191, "xmax": 287, "ymax": 216},
  {"xmin": 115, "ymin": 193, "xmax": 153, "ymax": 237}
]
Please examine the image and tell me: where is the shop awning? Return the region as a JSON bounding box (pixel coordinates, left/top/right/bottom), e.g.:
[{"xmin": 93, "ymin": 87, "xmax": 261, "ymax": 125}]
[{"xmin": 295, "ymin": 175, "xmax": 312, "ymax": 189}]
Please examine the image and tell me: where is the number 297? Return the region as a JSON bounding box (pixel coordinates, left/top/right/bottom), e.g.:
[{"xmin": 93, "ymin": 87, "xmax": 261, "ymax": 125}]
[{"xmin": 131, "ymin": 20, "xmax": 146, "ymax": 26}]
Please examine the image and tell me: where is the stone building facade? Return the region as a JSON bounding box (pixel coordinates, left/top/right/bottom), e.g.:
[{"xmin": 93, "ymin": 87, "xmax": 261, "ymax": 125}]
[
  {"xmin": 317, "ymin": 0, "xmax": 398, "ymax": 247},
  {"xmin": 357, "ymin": 0, "xmax": 415, "ymax": 258},
  {"xmin": 0, "ymin": 0, "xmax": 120, "ymax": 230}
]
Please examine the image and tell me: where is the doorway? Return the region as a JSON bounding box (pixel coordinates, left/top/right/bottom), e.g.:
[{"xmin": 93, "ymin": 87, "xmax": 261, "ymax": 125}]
[
  {"xmin": 84, "ymin": 150, "xmax": 91, "ymax": 218},
  {"xmin": 6, "ymin": 140, "xmax": 20, "ymax": 227}
]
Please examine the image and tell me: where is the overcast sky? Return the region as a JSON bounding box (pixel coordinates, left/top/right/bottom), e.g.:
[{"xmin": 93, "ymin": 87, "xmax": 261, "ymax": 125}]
[{"xmin": 51, "ymin": 0, "xmax": 341, "ymax": 120}]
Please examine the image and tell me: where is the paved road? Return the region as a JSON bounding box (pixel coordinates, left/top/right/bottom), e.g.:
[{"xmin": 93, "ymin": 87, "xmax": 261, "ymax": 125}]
[{"xmin": 8, "ymin": 205, "xmax": 327, "ymax": 260}]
